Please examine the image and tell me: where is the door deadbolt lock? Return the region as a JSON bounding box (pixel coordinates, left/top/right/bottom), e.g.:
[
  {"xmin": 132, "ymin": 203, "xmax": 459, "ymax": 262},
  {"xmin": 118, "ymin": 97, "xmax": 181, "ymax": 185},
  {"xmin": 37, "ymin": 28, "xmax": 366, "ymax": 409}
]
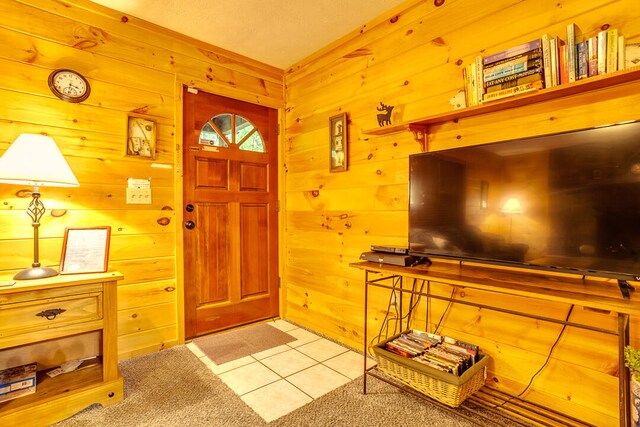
[
  {"xmin": 185, "ymin": 204, "xmax": 194, "ymax": 212},
  {"xmin": 185, "ymin": 220, "xmax": 196, "ymax": 230}
]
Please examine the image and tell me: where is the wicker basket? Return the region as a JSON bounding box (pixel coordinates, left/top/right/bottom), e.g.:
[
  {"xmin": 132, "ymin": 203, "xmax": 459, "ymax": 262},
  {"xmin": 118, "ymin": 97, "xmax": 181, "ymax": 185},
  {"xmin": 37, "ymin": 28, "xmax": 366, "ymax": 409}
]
[{"xmin": 372, "ymin": 333, "xmax": 489, "ymax": 407}]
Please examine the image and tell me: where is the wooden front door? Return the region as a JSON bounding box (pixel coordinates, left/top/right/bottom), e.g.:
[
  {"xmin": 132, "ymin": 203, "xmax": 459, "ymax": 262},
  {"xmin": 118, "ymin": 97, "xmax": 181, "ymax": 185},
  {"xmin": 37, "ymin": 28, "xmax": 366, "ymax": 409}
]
[{"xmin": 183, "ymin": 87, "xmax": 279, "ymax": 339}]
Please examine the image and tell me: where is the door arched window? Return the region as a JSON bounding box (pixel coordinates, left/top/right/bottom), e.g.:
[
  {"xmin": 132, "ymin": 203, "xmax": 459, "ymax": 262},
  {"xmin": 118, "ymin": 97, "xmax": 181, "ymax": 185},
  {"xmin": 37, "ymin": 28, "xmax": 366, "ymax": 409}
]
[{"xmin": 199, "ymin": 113, "xmax": 265, "ymax": 152}]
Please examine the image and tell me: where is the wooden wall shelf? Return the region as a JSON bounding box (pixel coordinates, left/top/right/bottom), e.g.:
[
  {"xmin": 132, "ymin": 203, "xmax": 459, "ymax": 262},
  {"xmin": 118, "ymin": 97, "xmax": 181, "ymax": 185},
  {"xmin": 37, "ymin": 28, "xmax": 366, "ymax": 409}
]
[{"xmin": 362, "ymin": 66, "xmax": 640, "ymax": 151}]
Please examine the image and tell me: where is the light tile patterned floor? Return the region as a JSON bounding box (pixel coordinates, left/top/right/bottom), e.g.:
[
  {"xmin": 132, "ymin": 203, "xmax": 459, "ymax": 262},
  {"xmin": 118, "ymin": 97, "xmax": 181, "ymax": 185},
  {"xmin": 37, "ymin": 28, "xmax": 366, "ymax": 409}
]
[{"xmin": 187, "ymin": 319, "xmax": 376, "ymax": 422}]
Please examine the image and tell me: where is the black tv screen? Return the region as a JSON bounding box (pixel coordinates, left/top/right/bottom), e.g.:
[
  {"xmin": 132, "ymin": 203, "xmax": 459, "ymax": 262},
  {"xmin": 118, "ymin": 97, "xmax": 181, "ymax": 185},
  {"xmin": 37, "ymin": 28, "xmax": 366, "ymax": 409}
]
[{"xmin": 408, "ymin": 121, "xmax": 640, "ymax": 281}]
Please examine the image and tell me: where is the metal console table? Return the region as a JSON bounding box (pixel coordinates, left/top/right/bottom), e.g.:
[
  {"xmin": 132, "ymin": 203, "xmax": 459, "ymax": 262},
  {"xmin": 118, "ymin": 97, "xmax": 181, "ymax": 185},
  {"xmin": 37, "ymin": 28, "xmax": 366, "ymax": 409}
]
[{"xmin": 351, "ymin": 260, "xmax": 640, "ymax": 427}]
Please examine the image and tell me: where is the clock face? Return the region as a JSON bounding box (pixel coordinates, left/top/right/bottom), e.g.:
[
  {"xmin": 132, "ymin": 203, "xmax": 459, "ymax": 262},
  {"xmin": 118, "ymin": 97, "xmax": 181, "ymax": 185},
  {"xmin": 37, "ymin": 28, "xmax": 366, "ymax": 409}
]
[{"xmin": 48, "ymin": 69, "xmax": 91, "ymax": 103}]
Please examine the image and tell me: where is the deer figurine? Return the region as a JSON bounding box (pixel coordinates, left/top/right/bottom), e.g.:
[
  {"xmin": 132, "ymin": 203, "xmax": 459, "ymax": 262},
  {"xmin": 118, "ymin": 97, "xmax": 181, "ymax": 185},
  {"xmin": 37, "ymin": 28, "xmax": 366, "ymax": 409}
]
[{"xmin": 376, "ymin": 102, "xmax": 394, "ymax": 126}]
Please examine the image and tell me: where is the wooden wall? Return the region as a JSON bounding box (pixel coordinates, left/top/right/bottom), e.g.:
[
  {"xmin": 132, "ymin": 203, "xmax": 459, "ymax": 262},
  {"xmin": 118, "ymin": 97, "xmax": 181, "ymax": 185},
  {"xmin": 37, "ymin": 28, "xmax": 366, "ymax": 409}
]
[
  {"xmin": 283, "ymin": 0, "xmax": 640, "ymax": 425},
  {"xmin": 0, "ymin": 0, "xmax": 283, "ymax": 359}
]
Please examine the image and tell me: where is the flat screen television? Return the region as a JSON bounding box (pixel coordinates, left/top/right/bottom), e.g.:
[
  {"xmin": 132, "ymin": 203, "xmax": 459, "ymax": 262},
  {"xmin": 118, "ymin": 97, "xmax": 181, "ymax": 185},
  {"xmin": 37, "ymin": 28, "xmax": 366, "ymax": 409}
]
[{"xmin": 408, "ymin": 121, "xmax": 640, "ymax": 281}]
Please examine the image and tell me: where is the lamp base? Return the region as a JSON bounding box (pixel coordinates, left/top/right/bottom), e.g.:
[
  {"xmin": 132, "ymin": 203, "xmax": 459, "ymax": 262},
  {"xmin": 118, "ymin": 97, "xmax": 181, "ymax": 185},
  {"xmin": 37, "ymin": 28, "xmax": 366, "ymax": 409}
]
[{"xmin": 13, "ymin": 266, "xmax": 59, "ymax": 280}]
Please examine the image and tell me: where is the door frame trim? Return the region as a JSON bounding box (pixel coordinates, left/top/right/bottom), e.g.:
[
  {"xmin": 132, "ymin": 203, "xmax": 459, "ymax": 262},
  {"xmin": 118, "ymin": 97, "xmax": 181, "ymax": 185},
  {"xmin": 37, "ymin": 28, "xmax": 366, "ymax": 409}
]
[{"xmin": 173, "ymin": 80, "xmax": 286, "ymax": 343}]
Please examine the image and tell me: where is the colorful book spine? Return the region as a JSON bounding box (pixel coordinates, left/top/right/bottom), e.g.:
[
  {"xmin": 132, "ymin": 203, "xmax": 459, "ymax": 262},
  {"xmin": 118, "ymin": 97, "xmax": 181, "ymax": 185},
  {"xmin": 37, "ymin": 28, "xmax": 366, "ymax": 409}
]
[
  {"xmin": 482, "ymin": 80, "xmax": 544, "ymax": 102},
  {"xmin": 587, "ymin": 36, "xmax": 598, "ymax": 77},
  {"xmin": 465, "ymin": 63, "xmax": 478, "ymax": 106},
  {"xmin": 483, "ymin": 50, "xmax": 542, "ymax": 75},
  {"xmin": 577, "ymin": 40, "xmax": 588, "ymax": 80},
  {"xmin": 486, "ymin": 67, "xmax": 543, "ymax": 87},
  {"xmin": 462, "ymin": 67, "xmax": 469, "ymax": 107},
  {"xmin": 559, "ymin": 43, "xmax": 569, "ymax": 84},
  {"xmin": 618, "ymin": 35, "xmax": 625, "ymax": 71},
  {"xmin": 607, "ymin": 28, "xmax": 618, "ymax": 73},
  {"xmin": 486, "ymin": 71, "xmax": 543, "ymax": 93},
  {"xmin": 483, "ymin": 39, "xmax": 542, "ymax": 66},
  {"xmin": 542, "ymin": 34, "xmax": 552, "ymax": 88},
  {"xmin": 484, "ymin": 58, "xmax": 542, "ymax": 82},
  {"xmin": 475, "ymin": 55, "xmax": 484, "ymax": 105},
  {"xmin": 549, "ymin": 37, "xmax": 558, "ymax": 87},
  {"xmin": 566, "ymin": 23, "xmax": 581, "ymax": 82},
  {"xmin": 483, "ymin": 48, "xmax": 542, "ymax": 72},
  {"xmin": 597, "ymin": 30, "xmax": 608, "ymax": 74}
]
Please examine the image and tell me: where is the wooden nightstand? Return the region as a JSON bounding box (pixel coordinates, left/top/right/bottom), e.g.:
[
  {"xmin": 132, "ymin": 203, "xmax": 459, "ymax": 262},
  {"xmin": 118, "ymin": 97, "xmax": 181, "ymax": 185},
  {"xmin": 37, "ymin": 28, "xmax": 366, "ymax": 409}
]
[{"xmin": 0, "ymin": 272, "xmax": 124, "ymax": 426}]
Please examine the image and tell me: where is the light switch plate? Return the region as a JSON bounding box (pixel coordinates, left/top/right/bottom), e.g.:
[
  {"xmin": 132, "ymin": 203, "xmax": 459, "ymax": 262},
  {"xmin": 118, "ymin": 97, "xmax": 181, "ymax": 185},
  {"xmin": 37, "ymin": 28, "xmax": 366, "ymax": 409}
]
[{"xmin": 126, "ymin": 187, "xmax": 152, "ymax": 204}]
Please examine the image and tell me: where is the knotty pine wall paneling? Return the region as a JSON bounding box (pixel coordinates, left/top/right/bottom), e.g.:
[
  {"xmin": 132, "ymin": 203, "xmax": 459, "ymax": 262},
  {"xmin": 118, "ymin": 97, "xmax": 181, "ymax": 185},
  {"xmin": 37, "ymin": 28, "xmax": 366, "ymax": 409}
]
[
  {"xmin": 0, "ymin": 0, "xmax": 284, "ymax": 360},
  {"xmin": 283, "ymin": 0, "xmax": 640, "ymax": 425}
]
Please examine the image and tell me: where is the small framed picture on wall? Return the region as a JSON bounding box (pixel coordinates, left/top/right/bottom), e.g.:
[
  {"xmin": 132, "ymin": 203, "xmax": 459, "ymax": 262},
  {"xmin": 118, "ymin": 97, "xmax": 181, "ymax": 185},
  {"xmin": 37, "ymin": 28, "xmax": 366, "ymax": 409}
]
[
  {"xmin": 126, "ymin": 115, "xmax": 156, "ymax": 159},
  {"xmin": 329, "ymin": 113, "xmax": 347, "ymax": 173}
]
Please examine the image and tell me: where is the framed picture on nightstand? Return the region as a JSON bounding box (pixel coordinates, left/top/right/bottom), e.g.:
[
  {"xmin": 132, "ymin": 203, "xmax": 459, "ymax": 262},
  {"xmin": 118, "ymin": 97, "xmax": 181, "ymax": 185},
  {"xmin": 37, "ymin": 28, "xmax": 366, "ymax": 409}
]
[{"xmin": 60, "ymin": 226, "xmax": 111, "ymax": 274}]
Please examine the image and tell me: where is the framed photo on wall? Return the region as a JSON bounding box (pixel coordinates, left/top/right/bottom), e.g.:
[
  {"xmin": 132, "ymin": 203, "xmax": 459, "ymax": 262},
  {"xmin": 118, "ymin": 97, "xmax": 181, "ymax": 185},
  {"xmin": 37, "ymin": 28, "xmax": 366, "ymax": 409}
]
[
  {"xmin": 59, "ymin": 226, "xmax": 111, "ymax": 274},
  {"xmin": 126, "ymin": 115, "xmax": 156, "ymax": 159},
  {"xmin": 329, "ymin": 113, "xmax": 348, "ymax": 172}
]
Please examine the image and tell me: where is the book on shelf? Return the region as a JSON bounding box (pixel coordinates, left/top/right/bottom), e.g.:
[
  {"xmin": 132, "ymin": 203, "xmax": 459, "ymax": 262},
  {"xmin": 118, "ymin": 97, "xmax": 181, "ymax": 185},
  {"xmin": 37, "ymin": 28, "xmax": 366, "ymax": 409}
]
[
  {"xmin": 597, "ymin": 30, "xmax": 608, "ymax": 75},
  {"xmin": 483, "ymin": 39, "xmax": 542, "ymax": 66},
  {"xmin": 462, "ymin": 66, "xmax": 469, "ymax": 107},
  {"xmin": 566, "ymin": 23, "xmax": 582, "ymax": 82},
  {"xmin": 549, "ymin": 37, "xmax": 558, "ymax": 87},
  {"xmin": 618, "ymin": 35, "xmax": 625, "ymax": 70},
  {"xmin": 587, "ymin": 36, "xmax": 598, "ymax": 77},
  {"xmin": 475, "ymin": 55, "xmax": 484, "ymax": 106},
  {"xmin": 542, "ymin": 34, "xmax": 552, "ymax": 88},
  {"xmin": 559, "ymin": 43, "xmax": 569, "ymax": 84},
  {"xmin": 577, "ymin": 40, "xmax": 588, "ymax": 80},
  {"xmin": 555, "ymin": 37, "xmax": 566, "ymax": 85},
  {"xmin": 483, "ymin": 58, "xmax": 542, "ymax": 82},
  {"xmin": 483, "ymin": 48, "xmax": 542, "ymax": 72},
  {"xmin": 482, "ymin": 80, "xmax": 544, "ymax": 102},
  {"xmin": 485, "ymin": 68, "xmax": 543, "ymax": 93},
  {"xmin": 464, "ymin": 63, "xmax": 478, "ymax": 106},
  {"xmin": 607, "ymin": 28, "xmax": 618, "ymax": 73}
]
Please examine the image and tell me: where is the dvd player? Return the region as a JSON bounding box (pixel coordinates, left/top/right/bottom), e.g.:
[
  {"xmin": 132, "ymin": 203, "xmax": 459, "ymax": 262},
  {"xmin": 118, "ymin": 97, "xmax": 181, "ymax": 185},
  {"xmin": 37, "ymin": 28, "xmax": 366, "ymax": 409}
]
[
  {"xmin": 360, "ymin": 251, "xmax": 428, "ymax": 267},
  {"xmin": 370, "ymin": 244, "xmax": 408, "ymax": 255}
]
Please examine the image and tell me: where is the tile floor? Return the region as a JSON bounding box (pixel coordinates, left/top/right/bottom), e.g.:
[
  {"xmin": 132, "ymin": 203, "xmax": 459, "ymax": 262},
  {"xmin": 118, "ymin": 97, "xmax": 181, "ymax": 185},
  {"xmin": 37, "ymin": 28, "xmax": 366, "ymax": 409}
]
[{"xmin": 187, "ymin": 319, "xmax": 377, "ymax": 422}]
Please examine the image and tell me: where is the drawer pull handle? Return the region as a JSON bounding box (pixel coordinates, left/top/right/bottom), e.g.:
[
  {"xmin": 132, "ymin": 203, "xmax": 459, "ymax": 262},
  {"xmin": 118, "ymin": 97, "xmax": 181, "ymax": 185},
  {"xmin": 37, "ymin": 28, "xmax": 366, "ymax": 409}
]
[{"xmin": 36, "ymin": 308, "xmax": 67, "ymax": 320}]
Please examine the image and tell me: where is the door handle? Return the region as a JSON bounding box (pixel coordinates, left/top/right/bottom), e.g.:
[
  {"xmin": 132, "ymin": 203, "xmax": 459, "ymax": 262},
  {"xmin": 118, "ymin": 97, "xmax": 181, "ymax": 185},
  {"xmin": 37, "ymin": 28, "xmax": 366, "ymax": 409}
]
[{"xmin": 185, "ymin": 220, "xmax": 196, "ymax": 230}]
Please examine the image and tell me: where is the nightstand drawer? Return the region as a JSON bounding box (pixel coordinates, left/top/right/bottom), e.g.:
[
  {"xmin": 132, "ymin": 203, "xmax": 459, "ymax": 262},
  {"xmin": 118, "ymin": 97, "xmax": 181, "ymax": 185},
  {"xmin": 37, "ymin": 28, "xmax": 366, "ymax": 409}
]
[{"xmin": 0, "ymin": 292, "xmax": 103, "ymax": 338}]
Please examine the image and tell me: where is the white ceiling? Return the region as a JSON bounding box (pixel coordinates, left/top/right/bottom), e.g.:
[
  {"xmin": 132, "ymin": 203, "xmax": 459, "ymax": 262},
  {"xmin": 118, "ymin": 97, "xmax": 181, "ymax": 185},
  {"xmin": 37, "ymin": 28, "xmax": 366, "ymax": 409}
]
[{"xmin": 89, "ymin": 0, "xmax": 409, "ymax": 69}]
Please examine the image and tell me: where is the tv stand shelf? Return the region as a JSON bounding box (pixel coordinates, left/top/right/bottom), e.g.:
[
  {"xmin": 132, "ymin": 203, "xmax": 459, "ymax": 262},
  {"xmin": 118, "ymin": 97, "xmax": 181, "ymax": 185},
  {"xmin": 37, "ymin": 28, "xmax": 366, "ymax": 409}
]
[
  {"xmin": 362, "ymin": 66, "xmax": 640, "ymax": 151},
  {"xmin": 351, "ymin": 260, "xmax": 639, "ymax": 427}
]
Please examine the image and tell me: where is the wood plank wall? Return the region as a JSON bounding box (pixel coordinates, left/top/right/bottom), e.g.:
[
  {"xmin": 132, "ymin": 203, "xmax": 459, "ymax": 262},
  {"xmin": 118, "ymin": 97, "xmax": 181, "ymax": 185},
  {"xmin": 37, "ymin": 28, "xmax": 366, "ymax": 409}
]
[
  {"xmin": 0, "ymin": 0, "xmax": 283, "ymax": 359},
  {"xmin": 283, "ymin": 0, "xmax": 640, "ymax": 425}
]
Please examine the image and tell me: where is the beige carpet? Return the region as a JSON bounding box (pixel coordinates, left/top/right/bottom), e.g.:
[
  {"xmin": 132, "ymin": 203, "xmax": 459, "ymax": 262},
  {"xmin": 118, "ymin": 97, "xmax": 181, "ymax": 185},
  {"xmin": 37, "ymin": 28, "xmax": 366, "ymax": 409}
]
[
  {"xmin": 193, "ymin": 323, "xmax": 296, "ymax": 365},
  {"xmin": 52, "ymin": 345, "xmax": 516, "ymax": 427}
]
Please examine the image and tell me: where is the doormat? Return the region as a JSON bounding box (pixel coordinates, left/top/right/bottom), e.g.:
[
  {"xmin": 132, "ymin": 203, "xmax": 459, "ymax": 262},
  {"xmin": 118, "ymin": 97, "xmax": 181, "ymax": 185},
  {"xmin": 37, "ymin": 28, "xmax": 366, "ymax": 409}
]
[{"xmin": 193, "ymin": 323, "xmax": 296, "ymax": 365}]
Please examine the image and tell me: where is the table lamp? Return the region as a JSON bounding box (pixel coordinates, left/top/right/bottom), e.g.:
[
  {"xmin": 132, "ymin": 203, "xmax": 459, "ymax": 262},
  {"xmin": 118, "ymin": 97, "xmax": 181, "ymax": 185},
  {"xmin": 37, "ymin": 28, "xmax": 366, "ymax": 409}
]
[{"xmin": 0, "ymin": 134, "xmax": 79, "ymax": 280}]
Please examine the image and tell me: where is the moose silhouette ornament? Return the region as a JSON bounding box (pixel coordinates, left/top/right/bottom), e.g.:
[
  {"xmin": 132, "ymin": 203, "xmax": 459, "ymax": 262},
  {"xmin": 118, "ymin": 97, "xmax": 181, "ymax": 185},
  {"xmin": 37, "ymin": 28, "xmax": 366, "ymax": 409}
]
[{"xmin": 376, "ymin": 102, "xmax": 394, "ymax": 126}]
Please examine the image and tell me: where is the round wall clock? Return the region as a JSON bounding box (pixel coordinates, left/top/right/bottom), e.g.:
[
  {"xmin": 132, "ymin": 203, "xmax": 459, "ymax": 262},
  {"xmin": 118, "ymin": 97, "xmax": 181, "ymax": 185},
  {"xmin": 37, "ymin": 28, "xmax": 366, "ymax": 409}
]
[{"xmin": 48, "ymin": 69, "xmax": 91, "ymax": 103}]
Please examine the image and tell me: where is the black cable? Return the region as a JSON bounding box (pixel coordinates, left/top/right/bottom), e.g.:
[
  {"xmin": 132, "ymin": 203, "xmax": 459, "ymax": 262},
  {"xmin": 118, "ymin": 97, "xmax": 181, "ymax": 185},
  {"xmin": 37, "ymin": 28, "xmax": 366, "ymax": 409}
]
[
  {"xmin": 392, "ymin": 279, "xmax": 425, "ymax": 330},
  {"xmin": 403, "ymin": 279, "xmax": 425, "ymax": 329},
  {"xmin": 406, "ymin": 278, "xmax": 417, "ymax": 330},
  {"xmin": 425, "ymin": 281, "xmax": 431, "ymax": 331},
  {"xmin": 434, "ymin": 286, "xmax": 456, "ymax": 334},
  {"xmin": 494, "ymin": 304, "xmax": 575, "ymax": 408},
  {"xmin": 368, "ymin": 276, "xmax": 401, "ymax": 355}
]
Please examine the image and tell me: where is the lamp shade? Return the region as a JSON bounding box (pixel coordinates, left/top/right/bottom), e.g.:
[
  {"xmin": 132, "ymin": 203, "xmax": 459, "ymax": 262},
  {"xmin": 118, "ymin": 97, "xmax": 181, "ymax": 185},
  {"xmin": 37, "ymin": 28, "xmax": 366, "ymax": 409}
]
[
  {"xmin": 501, "ymin": 198, "xmax": 523, "ymax": 214},
  {"xmin": 0, "ymin": 134, "xmax": 79, "ymax": 187}
]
